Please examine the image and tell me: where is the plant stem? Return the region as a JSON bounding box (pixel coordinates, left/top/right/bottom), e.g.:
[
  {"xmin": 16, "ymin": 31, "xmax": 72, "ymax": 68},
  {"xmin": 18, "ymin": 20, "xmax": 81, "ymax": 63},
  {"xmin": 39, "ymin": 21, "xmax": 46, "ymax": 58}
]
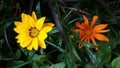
[
  {"xmin": 4, "ymin": 29, "xmax": 14, "ymax": 55},
  {"xmin": 48, "ymin": 0, "xmax": 71, "ymax": 52}
]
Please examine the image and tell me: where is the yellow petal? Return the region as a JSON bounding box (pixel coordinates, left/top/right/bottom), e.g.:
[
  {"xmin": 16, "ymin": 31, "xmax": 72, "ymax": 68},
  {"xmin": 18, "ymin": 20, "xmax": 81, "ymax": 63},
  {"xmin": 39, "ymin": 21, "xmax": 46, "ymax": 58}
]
[
  {"xmin": 16, "ymin": 30, "xmax": 29, "ymax": 41},
  {"xmin": 36, "ymin": 17, "xmax": 46, "ymax": 30},
  {"xmin": 21, "ymin": 13, "xmax": 32, "ymax": 28},
  {"xmin": 94, "ymin": 34, "xmax": 109, "ymax": 42},
  {"xmin": 41, "ymin": 23, "xmax": 54, "ymax": 33},
  {"xmin": 14, "ymin": 22, "xmax": 30, "ymax": 33},
  {"xmin": 14, "ymin": 27, "xmax": 20, "ymax": 33},
  {"xmin": 93, "ymin": 24, "xmax": 108, "ymax": 33},
  {"xmin": 16, "ymin": 34, "xmax": 24, "ymax": 43},
  {"xmin": 14, "ymin": 26, "xmax": 29, "ymax": 34},
  {"xmin": 21, "ymin": 13, "xmax": 28, "ymax": 22},
  {"xmin": 38, "ymin": 31, "xmax": 48, "ymax": 40},
  {"xmin": 30, "ymin": 38, "xmax": 38, "ymax": 51},
  {"xmin": 20, "ymin": 37, "xmax": 32, "ymax": 48},
  {"xmin": 16, "ymin": 33, "xmax": 30, "ymax": 47},
  {"xmin": 16, "ymin": 35, "xmax": 28, "ymax": 48},
  {"xmin": 14, "ymin": 22, "xmax": 21, "ymax": 26},
  {"xmin": 32, "ymin": 11, "xmax": 37, "ymax": 22},
  {"xmin": 38, "ymin": 39, "xmax": 46, "ymax": 49},
  {"xmin": 27, "ymin": 15, "xmax": 36, "ymax": 27},
  {"xmin": 43, "ymin": 23, "xmax": 54, "ymax": 28},
  {"xmin": 90, "ymin": 16, "xmax": 98, "ymax": 29},
  {"xmin": 27, "ymin": 44, "xmax": 33, "ymax": 51}
]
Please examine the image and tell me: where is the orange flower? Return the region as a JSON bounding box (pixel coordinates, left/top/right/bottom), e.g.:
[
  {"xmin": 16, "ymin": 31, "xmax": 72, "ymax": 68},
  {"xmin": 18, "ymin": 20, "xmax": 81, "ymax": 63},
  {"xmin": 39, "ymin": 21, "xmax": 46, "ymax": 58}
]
[{"xmin": 72, "ymin": 15, "xmax": 110, "ymax": 49}]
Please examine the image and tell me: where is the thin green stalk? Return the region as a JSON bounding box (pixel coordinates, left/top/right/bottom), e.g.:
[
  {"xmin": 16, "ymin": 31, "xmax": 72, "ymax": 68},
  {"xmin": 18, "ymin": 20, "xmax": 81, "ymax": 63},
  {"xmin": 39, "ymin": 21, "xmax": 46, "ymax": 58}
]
[
  {"xmin": 4, "ymin": 29, "xmax": 14, "ymax": 55},
  {"xmin": 14, "ymin": 60, "xmax": 33, "ymax": 68}
]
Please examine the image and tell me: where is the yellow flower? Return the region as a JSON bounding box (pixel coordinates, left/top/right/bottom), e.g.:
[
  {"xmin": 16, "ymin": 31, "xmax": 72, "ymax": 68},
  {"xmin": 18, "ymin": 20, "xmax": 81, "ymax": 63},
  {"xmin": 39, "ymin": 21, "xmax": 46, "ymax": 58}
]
[
  {"xmin": 72, "ymin": 15, "xmax": 110, "ymax": 49},
  {"xmin": 14, "ymin": 11, "xmax": 54, "ymax": 51}
]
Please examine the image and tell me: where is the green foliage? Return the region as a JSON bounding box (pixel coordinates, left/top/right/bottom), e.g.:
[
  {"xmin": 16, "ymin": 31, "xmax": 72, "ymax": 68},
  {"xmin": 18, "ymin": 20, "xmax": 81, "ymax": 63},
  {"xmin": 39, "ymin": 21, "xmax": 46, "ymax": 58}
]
[
  {"xmin": 112, "ymin": 56, "xmax": 120, "ymax": 68},
  {"xmin": 50, "ymin": 62, "xmax": 65, "ymax": 68},
  {"xmin": 0, "ymin": 0, "xmax": 120, "ymax": 68}
]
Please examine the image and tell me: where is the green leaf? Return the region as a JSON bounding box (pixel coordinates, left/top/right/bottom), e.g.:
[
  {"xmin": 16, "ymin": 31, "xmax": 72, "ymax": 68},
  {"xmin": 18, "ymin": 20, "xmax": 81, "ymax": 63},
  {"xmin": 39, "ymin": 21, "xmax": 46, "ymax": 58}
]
[
  {"xmin": 81, "ymin": 42, "xmax": 96, "ymax": 48},
  {"xmin": 48, "ymin": 27, "xmax": 59, "ymax": 34},
  {"xmin": 85, "ymin": 63, "xmax": 95, "ymax": 68},
  {"xmin": 50, "ymin": 62, "xmax": 65, "ymax": 68},
  {"xmin": 14, "ymin": 49, "xmax": 21, "ymax": 59},
  {"xmin": 65, "ymin": 53, "xmax": 75, "ymax": 68},
  {"xmin": 32, "ymin": 62, "xmax": 39, "ymax": 68},
  {"xmin": 8, "ymin": 61, "xmax": 24, "ymax": 68},
  {"xmin": 56, "ymin": 53, "xmax": 65, "ymax": 62},
  {"xmin": 96, "ymin": 42, "xmax": 111, "ymax": 63},
  {"xmin": 40, "ymin": 64, "xmax": 50, "ymax": 68},
  {"xmin": 31, "ymin": 54, "xmax": 46, "ymax": 64},
  {"xmin": 14, "ymin": 60, "xmax": 33, "ymax": 68},
  {"xmin": 46, "ymin": 41, "xmax": 65, "ymax": 52},
  {"xmin": 8, "ymin": 60, "xmax": 33, "ymax": 68},
  {"xmin": 86, "ymin": 49, "xmax": 102, "ymax": 68},
  {"xmin": 68, "ymin": 37, "xmax": 82, "ymax": 63},
  {"xmin": 112, "ymin": 56, "xmax": 120, "ymax": 68},
  {"xmin": 36, "ymin": 1, "xmax": 41, "ymax": 19}
]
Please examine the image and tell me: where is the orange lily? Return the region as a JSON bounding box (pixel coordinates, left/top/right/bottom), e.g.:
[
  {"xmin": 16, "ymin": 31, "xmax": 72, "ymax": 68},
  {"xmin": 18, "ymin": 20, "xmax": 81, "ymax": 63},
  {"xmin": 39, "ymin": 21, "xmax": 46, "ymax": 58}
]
[{"xmin": 72, "ymin": 15, "xmax": 110, "ymax": 49}]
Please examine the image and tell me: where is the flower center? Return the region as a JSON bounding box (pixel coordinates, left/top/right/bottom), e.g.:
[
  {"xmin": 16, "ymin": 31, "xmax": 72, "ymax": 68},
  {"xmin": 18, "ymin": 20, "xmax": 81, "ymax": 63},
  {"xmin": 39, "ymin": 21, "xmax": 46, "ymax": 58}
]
[
  {"xmin": 29, "ymin": 27, "xmax": 39, "ymax": 38},
  {"xmin": 85, "ymin": 30, "xmax": 92, "ymax": 36}
]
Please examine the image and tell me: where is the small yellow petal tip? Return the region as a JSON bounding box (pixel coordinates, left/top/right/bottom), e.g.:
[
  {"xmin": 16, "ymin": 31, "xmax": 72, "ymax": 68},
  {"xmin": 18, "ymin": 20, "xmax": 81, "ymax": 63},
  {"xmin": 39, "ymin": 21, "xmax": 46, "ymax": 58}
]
[{"xmin": 42, "ymin": 46, "xmax": 46, "ymax": 49}]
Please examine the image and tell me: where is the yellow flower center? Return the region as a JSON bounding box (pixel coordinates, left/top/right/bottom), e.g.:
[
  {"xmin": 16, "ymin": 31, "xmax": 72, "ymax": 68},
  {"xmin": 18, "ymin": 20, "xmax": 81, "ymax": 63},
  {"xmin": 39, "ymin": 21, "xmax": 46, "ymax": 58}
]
[
  {"xmin": 29, "ymin": 27, "xmax": 39, "ymax": 38},
  {"xmin": 85, "ymin": 30, "xmax": 92, "ymax": 36}
]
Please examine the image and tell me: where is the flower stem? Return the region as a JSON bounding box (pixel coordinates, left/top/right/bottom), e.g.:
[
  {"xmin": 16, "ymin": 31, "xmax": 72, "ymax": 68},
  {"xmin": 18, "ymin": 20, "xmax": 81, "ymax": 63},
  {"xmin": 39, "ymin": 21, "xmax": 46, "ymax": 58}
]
[
  {"xmin": 48, "ymin": 0, "xmax": 71, "ymax": 52},
  {"xmin": 4, "ymin": 29, "xmax": 14, "ymax": 56}
]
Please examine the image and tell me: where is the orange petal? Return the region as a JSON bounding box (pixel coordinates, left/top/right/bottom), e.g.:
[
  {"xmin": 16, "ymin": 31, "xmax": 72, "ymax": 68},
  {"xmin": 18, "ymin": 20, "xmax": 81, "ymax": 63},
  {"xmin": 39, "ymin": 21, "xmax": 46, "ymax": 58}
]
[
  {"xmin": 84, "ymin": 37, "xmax": 87, "ymax": 42},
  {"xmin": 81, "ymin": 35, "xmax": 86, "ymax": 42},
  {"xmin": 93, "ymin": 24, "xmax": 108, "ymax": 32},
  {"xmin": 72, "ymin": 29, "xmax": 81, "ymax": 33},
  {"xmin": 90, "ymin": 35, "xmax": 97, "ymax": 46},
  {"xmin": 70, "ymin": 35, "xmax": 74, "ymax": 38},
  {"xmin": 94, "ymin": 34, "xmax": 109, "ymax": 42},
  {"xmin": 78, "ymin": 44, "xmax": 83, "ymax": 48},
  {"xmin": 81, "ymin": 23, "xmax": 88, "ymax": 30},
  {"xmin": 90, "ymin": 16, "xmax": 98, "ymax": 29},
  {"xmin": 96, "ymin": 29, "xmax": 110, "ymax": 33},
  {"xmin": 83, "ymin": 15, "xmax": 89, "ymax": 27},
  {"xmin": 80, "ymin": 30, "xmax": 85, "ymax": 38},
  {"xmin": 76, "ymin": 22, "xmax": 85, "ymax": 30},
  {"xmin": 87, "ymin": 36, "xmax": 90, "ymax": 43},
  {"xmin": 95, "ymin": 47, "xmax": 99, "ymax": 50}
]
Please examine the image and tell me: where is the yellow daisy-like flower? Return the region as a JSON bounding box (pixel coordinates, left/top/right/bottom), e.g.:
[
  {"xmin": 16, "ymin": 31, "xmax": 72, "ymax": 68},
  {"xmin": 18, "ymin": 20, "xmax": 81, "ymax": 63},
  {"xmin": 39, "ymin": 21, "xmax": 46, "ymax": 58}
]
[
  {"xmin": 14, "ymin": 11, "xmax": 54, "ymax": 51},
  {"xmin": 72, "ymin": 15, "xmax": 110, "ymax": 49}
]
